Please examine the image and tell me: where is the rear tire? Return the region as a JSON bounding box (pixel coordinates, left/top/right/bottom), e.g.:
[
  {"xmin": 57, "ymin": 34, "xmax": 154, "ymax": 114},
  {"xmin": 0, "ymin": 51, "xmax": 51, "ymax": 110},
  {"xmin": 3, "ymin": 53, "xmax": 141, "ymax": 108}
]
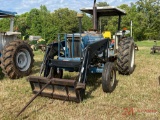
[
  {"xmin": 102, "ymin": 62, "xmax": 116, "ymax": 93},
  {"xmin": 1, "ymin": 40, "xmax": 34, "ymax": 79},
  {"xmin": 117, "ymin": 38, "xmax": 135, "ymax": 75}
]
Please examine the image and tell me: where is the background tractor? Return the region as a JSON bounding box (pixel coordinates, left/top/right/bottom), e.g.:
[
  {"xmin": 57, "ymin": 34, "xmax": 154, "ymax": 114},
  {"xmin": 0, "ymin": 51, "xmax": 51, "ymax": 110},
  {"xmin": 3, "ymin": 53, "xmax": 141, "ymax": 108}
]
[
  {"xmin": 29, "ymin": 35, "xmax": 46, "ymax": 52},
  {"xmin": 150, "ymin": 40, "xmax": 160, "ymax": 54},
  {"xmin": 0, "ymin": 10, "xmax": 34, "ymax": 79},
  {"xmin": 17, "ymin": 1, "xmax": 135, "ymax": 115}
]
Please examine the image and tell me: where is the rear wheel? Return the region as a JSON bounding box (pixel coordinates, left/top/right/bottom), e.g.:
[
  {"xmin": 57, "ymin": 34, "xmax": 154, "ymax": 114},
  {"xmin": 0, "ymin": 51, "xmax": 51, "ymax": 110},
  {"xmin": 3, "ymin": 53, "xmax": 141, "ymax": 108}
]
[
  {"xmin": 102, "ymin": 62, "xmax": 117, "ymax": 93},
  {"xmin": 117, "ymin": 38, "xmax": 135, "ymax": 75},
  {"xmin": 1, "ymin": 40, "xmax": 34, "ymax": 79}
]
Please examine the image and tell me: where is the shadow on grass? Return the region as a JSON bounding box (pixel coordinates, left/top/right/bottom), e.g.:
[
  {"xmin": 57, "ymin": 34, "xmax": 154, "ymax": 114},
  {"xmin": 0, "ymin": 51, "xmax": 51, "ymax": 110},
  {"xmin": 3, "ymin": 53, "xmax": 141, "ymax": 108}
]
[
  {"xmin": 85, "ymin": 73, "xmax": 102, "ymax": 99},
  {"xmin": 0, "ymin": 68, "xmax": 5, "ymax": 80},
  {"xmin": 85, "ymin": 73, "xmax": 119, "ymax": 100},
  {"xmin": 0, "ymin": 73, "xmax": 4, "ymax": 80},
  {"xmin": 31, "ymin": 61, "xmax": 43, "ymax": 75},
  {"xmin": 63, "ymin": 73, "xmax": 103, "ymax": 100},
  {"xmin": 150, "ymin": 52, "xmax": 160, "ymax": 55}
]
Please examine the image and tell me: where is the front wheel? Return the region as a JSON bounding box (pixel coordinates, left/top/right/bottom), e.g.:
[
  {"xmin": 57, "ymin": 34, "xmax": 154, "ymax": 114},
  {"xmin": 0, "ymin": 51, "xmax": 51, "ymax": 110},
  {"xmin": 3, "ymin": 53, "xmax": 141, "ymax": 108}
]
[{"xmin": 102, "ymin": 62, "xmax": 117, "ymax": 93}]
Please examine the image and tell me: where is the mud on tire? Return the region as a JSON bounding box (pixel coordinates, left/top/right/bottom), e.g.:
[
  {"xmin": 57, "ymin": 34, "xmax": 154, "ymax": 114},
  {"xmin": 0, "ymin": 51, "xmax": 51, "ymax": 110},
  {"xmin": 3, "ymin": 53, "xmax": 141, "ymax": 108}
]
[
  {"xmin": 117, "ymin": 38, "xmax": 135, "ymax": 75},
  {"xmin": 1, "ymin": 40, "xmax": 34, "ymax": 79}
]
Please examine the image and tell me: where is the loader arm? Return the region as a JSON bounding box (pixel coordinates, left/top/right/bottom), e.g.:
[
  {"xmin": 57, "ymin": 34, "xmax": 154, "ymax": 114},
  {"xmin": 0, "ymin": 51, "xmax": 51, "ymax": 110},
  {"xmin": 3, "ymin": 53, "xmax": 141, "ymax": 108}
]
[{"xmin": 78, "ymin": 38, "xmax": 109, "ymax": 83}]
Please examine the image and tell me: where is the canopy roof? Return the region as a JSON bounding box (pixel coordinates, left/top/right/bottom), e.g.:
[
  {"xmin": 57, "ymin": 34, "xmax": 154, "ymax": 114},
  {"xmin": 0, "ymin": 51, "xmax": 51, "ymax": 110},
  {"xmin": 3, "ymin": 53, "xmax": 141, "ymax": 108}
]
[
  {"xmin": 80, "ymin": 6, "xmax": 126, "ymax": 17},
  {"xmin": 0, "ymin": 10, "xmax": 17, "ymax": 18}
]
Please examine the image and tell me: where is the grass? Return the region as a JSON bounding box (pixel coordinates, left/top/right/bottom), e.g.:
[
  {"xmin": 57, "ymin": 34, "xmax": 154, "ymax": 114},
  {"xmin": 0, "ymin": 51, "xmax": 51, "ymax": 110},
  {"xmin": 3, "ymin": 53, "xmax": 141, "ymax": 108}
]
[{"xmin": 0, "ymin": 40, "xmax": 160, "ymax": 120}]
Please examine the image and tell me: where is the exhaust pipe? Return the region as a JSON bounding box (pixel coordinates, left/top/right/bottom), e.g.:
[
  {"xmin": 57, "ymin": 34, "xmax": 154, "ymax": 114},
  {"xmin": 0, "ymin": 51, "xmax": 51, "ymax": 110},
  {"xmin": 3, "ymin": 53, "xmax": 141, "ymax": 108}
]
[{"xmin": 93, "ymin": 0, "xmax": 97, "ymax": 30}]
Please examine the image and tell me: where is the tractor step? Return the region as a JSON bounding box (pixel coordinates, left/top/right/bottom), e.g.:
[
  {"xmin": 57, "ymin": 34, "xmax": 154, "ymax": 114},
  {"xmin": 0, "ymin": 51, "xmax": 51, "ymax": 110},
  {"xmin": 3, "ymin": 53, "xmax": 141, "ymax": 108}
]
[{"xmin": 27, "ymin": 76, "xmax": 85, "ymax": 103}]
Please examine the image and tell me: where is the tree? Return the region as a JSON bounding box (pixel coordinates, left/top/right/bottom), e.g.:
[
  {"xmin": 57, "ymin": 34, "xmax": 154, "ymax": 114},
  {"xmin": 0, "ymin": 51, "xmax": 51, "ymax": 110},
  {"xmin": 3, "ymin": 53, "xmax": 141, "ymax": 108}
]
[
  {"xmin": 26, "ymin": 8, "xmax": 42, "ymax": 36},
  {"xmin": 15, "ymin": 12, "xmax": 29, "ymax": 38},
  {"xmin": 0, "ymin": 18, "xmax": 10, "ymax": 31},
  {"xmin": 97, "ymin": 2, "xmax": 109, "ymax": 32},
  {"xmin": 40, "ymin": 5, "xmax": 50, "ymax": 40},
  {"xmin": 51, "ymin": 8, "xmax": 79, "ymax": 34},
  {"xmin": 136, "ymin": 0, "xmax": 160, "ymax": 40}
]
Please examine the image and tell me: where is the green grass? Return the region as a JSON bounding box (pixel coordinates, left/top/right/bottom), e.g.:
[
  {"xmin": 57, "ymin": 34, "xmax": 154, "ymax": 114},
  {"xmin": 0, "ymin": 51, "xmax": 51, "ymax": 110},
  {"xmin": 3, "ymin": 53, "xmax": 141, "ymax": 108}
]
[
  {"xmin": 136, "ymin": 40, "xmax": 160, "ymax": 47},
  {"xmin": 0, "ymin": 41, "xmax": 160, "ymax": 120}
]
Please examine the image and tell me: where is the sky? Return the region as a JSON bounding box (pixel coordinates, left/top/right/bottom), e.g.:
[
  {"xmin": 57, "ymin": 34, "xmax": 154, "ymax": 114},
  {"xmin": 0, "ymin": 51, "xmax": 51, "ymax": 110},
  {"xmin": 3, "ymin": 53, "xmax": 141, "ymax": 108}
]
[{"xmin": 1, "ymin": 0, "xmax": 138, "ymax": 15}]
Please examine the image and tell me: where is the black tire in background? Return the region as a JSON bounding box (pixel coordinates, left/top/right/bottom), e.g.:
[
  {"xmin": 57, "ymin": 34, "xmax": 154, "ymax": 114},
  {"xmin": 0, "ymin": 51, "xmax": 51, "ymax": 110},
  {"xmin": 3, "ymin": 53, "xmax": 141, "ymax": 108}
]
[
  {"xmin": 1, "ymin": 40, "xmax": 34, "ymax": 79},
  {"xmin": 117, "ymin": 38, "xmax": 135, "ymax": 75},
  {"xmin": 102, "ymin": 62, "xmax": 117, "ymax": 93}
]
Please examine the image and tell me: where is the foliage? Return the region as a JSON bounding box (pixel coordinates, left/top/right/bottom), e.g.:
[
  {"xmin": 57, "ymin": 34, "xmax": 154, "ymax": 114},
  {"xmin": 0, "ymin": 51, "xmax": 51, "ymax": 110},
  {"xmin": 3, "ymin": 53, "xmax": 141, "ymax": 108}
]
[
  {"xmin": 0, "ymin": 18, "xmax": 10, "ymax": 31},
  {"xmin": 97, "ymin": 2, "xmax": 109, "ymax": 32},
  {"xmin": 0, "ymin": 0, "xmax": 160, "ymax": 41}
]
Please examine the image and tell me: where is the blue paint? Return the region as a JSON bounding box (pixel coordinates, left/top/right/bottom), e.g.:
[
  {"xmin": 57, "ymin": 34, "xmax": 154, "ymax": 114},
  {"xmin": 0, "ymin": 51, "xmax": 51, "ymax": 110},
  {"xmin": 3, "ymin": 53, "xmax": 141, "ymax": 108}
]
[
  {"xmin": 58, "ymin": 57, "xmax": 81, "ymax": 62},
  {"xmin": 72, "ymin": 34, "xmax": 74, "ymax": 57},
  {"xmin": 89, "ymin": 67, "xmax": 104, "ymax": 73},
  {"xmin": 58, "ymin": 34, "xmax": 60, "ymax": 57},
  {"xmin": 0, "ymin": 10, "xmax": 17, "ymax": 17},
  {"xmin": 82, "ymin": 34, "xmax": 104, "ymax": 47},
  {"xmin": 55, "ymin": 33, "xmax": 107, "ymax": 74}
]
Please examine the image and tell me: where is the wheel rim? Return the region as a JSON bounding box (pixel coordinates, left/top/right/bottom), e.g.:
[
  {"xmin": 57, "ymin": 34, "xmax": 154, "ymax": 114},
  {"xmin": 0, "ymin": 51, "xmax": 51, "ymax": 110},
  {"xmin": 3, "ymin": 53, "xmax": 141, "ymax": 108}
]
[
  {"xmin": 110, "ymin": 70, "xmax": 116, "ymax": 87},
  {"xmin": 16, "ymin": 49, "xmax": 31, "ymax": 71},
  {"xmin": 130, "ymin": 46, "xmax": 135, "ymax": 68}
]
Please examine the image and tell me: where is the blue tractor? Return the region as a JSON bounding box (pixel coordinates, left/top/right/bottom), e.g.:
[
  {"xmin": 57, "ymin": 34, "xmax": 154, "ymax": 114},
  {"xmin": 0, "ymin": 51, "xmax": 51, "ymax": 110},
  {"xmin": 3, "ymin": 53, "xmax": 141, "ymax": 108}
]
[
  {"xmin": 27, "ymin": 1, "xmax": 135, "ymax": 103},
  {"xmin": 0, "ymin": 10, "xmax": 34, "ymax": 79}
]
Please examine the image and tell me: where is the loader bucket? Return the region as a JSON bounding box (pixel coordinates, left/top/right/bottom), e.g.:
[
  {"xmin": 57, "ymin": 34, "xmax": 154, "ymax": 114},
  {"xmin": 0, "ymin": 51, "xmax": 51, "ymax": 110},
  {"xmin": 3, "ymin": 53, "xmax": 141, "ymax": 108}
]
[{"xmin": 27, "ymin": 76, "xmax": 85, "ymax": 103}]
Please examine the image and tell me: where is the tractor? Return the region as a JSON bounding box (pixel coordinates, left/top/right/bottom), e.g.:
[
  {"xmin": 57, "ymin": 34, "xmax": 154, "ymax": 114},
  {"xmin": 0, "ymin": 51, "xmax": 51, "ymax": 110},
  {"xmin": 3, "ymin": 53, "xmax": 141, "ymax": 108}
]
[
  {"xmin": 17, "ymin": 1, "xmax": 135, "ymax": 116},
  {"xmin": 27, "ymin": 0, "xmax": 135, "ymax": 102},
  {"xmin": 0, "ymin": 10, "xmax": 34, "ymax": 79},
  {"xmin": 150, "ymin": 40, "xmax": 160, "ymax": 54}
]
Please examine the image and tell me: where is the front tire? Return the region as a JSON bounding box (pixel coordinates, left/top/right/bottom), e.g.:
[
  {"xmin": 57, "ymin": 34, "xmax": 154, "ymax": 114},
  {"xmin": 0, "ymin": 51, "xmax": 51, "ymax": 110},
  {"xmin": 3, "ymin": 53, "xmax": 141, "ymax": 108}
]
[
  {"xmin": 1, "ymin": 40, "xmax": 34, "ymax": 79},
  {"xmin": 102, "ymin": 62, "xmax": 117, "ymax": 93}
]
